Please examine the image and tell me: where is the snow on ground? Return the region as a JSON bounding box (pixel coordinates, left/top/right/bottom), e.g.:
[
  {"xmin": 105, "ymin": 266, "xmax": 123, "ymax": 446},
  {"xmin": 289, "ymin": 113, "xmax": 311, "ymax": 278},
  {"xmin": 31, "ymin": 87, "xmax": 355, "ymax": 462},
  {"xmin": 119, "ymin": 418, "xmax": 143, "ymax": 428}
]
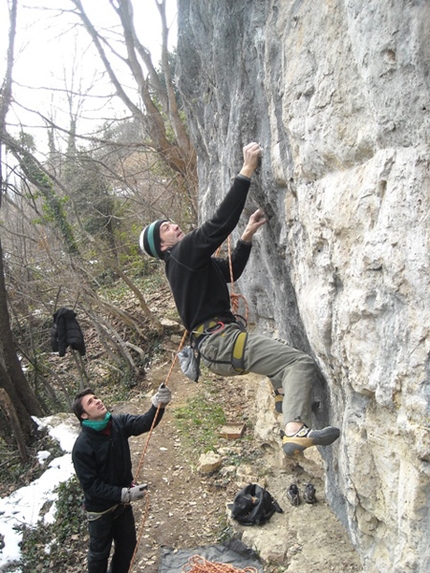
[{"xmin": 0, "ymin": 415, "xmax": 80, "ymax": 571}]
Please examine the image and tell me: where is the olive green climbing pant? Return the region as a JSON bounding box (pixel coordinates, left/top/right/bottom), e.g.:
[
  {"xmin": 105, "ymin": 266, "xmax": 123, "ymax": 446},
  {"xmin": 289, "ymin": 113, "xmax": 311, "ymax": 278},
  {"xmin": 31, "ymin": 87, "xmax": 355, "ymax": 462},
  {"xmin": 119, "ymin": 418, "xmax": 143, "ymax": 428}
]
[{"xmin": 199, "ymin": 322, "xmax": 315, "ymax": 427}]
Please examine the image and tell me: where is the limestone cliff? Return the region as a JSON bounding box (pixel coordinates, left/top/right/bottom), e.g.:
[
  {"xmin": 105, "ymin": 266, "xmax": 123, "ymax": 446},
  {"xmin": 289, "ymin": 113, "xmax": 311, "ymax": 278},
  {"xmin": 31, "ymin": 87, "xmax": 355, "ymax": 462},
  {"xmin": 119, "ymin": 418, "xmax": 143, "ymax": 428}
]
[{"xmin": 176, "ymin": 1, "xmax": 430, "ymax": 572}]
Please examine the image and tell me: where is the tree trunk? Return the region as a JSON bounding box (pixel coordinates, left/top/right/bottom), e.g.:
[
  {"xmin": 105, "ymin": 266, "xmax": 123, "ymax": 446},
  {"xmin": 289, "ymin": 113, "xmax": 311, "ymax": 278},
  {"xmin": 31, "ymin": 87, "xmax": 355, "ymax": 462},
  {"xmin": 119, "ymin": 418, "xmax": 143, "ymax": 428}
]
[
  {"xmin": 0, "ymin": 239, "xmax": 43, "ymax": 440},
  {"xmin": 0, "ymin": 388, "xmax": 28, "ymax": 461}
]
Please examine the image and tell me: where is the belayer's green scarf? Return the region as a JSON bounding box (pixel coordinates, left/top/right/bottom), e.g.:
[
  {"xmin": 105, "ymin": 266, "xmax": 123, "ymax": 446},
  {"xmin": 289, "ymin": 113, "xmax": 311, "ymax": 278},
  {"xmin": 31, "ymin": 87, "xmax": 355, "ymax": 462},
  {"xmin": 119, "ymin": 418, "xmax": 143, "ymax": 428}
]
[{"xmin": 82, "ymin": 412, "xmax": 112, "ymax": 431}]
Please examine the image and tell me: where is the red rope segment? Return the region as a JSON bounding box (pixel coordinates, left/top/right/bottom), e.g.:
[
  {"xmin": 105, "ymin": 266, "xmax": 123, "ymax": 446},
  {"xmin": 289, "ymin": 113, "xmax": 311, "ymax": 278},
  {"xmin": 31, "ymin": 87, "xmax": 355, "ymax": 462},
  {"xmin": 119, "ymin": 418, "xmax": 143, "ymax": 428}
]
[
  {"xmin": 128, "ymin": 329, "xmax": 189, "ymax": 573},
  {"xmin": 182, "ymin": 555, "xmax": 258, "ymax": 573},
  {"xmin": 128, "ymin": 489, "xmax": 151, "ymax": 572},
  {"xmin": 133, "ymin": 329, "xmax": 188, "ymax": 482}
]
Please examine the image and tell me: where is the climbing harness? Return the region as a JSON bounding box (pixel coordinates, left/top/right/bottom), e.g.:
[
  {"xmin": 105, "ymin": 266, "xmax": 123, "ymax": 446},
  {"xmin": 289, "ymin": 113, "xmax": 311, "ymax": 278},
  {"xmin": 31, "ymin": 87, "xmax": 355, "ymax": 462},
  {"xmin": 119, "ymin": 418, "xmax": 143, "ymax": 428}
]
[
  {"xmin": 231, "ymin": 330, "xmax": 248, "ymax": 373},
  {"xmin": 273, "ymin": 388, "xmax": 284, "ymax": 413},
  {"xmin": 194, "ymin": 319, "xmax": 227, "ymax": 337},
  {"xmin": 192, "ymin": 318, "xmax": 248, "ymax": 374},
  {"xmin": 85, "ymin": 504, "xmax": 118, "ymax": 522}
]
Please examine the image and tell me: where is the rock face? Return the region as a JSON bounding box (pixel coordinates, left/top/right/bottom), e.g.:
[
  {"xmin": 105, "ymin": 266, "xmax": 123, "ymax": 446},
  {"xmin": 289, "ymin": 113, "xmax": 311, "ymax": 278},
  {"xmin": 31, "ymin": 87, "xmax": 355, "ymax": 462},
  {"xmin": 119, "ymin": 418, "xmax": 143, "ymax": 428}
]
[{"xmin": 176, "ymin": 1, "xmax": 430, "ymax": 572}]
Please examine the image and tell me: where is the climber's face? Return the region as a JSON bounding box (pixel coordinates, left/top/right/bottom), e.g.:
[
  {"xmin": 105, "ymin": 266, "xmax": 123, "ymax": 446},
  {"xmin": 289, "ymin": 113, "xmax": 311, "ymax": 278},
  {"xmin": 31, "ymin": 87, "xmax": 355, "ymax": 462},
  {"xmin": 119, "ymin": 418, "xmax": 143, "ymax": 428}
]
[
  {"xmin": 80, "ymin": 394, "xmax": 108, "ymax": 421},
  {"xmin": 159, "ymin": 221, "xmax": 185, "ymax": 251}
]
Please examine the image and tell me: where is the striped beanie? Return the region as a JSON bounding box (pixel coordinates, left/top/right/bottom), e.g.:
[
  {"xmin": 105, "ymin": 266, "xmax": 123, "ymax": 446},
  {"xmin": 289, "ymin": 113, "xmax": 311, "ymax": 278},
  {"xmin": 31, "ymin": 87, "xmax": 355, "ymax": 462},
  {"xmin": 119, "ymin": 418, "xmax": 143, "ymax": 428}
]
[{"xmin": 139, "ymin": 219, "xmax": 168, "ymax": 259}]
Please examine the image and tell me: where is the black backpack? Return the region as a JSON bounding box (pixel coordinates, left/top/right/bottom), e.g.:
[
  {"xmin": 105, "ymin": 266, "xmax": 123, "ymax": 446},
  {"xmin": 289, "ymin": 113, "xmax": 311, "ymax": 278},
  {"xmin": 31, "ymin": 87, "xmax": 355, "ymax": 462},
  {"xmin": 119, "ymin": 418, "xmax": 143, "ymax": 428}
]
[{"xmin": 229, "ymin": 483, "xmax": 283, "ymax": 526}]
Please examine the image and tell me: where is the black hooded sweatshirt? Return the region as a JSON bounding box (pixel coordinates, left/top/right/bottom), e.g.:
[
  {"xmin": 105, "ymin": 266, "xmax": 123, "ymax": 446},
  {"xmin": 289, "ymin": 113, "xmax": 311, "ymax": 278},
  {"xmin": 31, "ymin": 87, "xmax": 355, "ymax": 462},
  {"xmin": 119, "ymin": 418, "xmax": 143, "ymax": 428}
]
[
  {"xmin": 164, "ymin": 175, "xmax": 253, "ymax": 332},
  {"xmin": 51, "ymin": 307, "xmax": 86, "ymax": 357}
]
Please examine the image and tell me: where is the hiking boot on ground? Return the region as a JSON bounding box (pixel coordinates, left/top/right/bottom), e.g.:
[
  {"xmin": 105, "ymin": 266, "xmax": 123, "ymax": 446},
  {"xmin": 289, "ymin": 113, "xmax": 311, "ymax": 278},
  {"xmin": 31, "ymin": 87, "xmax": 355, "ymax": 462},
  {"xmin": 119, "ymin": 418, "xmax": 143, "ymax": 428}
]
[{"xmin": 282, "ymin": 424, "xmax": 340, "ymax": 457}]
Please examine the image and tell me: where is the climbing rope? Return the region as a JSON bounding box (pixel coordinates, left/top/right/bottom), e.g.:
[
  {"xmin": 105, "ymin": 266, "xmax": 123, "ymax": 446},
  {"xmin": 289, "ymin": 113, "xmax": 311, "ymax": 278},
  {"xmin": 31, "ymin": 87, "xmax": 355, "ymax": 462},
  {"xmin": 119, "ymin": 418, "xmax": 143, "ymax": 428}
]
[
  {"xmin": 182, "ymin": 555, "xmax": 258, "ymax": 573},
  {"xmin": 128, "ymin": 330, "xmax": 188, "ymax": 573},
  {"xmin": 128, "ymin": 488, "xmax": 151, "ymax": 572},
  {"xmin": 129, "ymin": 233, "xmax": 249, "ymax": 572},
  {"xmin": 133, "ymin": 329, "xmax": 188, "ymax": 482}
]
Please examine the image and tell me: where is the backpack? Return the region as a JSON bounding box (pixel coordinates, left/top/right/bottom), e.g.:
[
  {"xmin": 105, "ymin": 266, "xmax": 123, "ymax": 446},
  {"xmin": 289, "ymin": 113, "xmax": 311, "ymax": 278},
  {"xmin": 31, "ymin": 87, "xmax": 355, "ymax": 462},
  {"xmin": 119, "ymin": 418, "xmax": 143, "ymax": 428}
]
[{"xmin": 229, "ymin": 483, "xmax": 283, "ymax": 526}]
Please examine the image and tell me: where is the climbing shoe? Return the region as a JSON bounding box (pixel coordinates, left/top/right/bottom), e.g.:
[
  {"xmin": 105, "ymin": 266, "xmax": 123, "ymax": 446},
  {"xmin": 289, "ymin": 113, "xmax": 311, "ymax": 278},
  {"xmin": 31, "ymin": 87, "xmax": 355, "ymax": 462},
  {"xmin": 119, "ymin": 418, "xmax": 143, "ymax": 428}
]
[
  {"xmin": 273, "ymin": 388, "xmax": 284, "ymax": 413},
  {"xmin": 282, "ymin": 424, "xmax": 340, "ymax": 457},
  {"xmin": 303, "ymin": 483, "xmax": 317, "ymax": 504},
  {"xmin": 286, "ymin": 483, "xmax": 301, "ymax": 506}
]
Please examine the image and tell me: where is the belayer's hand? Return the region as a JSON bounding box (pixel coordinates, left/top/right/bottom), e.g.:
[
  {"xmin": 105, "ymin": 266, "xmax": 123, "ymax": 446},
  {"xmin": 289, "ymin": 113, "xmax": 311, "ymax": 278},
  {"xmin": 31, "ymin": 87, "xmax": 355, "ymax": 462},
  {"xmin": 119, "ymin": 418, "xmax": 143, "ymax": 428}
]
[
  {"xmin": 151, "ymin": 384, "xmax": 172, "ymax": 408},
  {"xmin": 121, "ymin": 484, "xmax": 147, "ymax": 503}
]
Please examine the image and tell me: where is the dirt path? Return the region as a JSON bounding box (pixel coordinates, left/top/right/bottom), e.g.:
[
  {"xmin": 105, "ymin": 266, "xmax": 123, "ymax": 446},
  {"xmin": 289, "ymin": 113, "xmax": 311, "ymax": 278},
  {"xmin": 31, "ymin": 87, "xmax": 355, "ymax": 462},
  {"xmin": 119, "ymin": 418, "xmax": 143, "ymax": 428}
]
[{"xmin": 113, "ymin": 350, "xmax": 363, "ymax": 573}]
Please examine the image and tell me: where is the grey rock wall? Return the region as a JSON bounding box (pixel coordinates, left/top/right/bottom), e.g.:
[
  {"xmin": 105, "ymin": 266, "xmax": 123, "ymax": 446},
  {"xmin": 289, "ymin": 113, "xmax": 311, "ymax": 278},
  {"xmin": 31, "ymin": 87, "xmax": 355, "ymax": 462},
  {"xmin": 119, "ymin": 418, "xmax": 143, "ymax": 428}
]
[{"xmin": 176, "ymin": 1, "xmax": 430, "ymax": 572}]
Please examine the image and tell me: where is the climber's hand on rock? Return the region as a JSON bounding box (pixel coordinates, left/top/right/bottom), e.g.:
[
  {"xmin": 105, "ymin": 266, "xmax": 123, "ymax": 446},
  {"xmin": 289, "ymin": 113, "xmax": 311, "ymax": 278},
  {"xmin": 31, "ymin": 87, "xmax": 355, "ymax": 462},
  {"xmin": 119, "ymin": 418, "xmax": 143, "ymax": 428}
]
[{"xmin": 240, "ymin": 142, "xmax": 262, "ymax": 178}]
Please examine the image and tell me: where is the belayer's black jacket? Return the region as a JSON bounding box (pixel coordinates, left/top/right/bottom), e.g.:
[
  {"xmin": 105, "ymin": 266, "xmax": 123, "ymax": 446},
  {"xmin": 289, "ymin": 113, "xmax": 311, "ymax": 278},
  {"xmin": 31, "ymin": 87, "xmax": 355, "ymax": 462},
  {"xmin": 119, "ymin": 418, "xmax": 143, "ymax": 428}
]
[
  {"xmin": 72, "ymin": 407, "xmax": 163, "ymax": 512},
  {"xmin": 164, "ymin": 175, "xmax": 253, "ymax": 332}
]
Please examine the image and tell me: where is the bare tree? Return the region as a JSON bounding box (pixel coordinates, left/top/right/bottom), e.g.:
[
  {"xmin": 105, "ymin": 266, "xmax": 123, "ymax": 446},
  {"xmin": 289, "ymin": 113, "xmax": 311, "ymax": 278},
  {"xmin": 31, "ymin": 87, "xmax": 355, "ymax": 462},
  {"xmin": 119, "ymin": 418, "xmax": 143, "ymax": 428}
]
[
  {"xmin": 0, "ymin": 1, "xmax": 192, "ymax": 412},
  {"xmin": 0, "ymin": 0, "xmax": 43, "ymax": 456},
  {"xmin": 0, "ymin": 0, "xmax": 43, "ymax": 441},
  {"xmin": 68, "ymin": 0, "xmax": 198, "ymax": 218}
]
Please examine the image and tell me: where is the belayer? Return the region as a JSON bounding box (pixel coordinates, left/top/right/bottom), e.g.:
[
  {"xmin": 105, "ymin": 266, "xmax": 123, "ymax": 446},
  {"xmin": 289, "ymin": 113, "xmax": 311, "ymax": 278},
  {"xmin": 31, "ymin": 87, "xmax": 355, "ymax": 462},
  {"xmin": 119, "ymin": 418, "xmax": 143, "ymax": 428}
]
[
  {"xmin": 139, "ymin": 141, "xmax": 339, "ymax": 457},
  {"xmin": 72, "ymin": 385, "xmax": 172, "ymax": 573}
]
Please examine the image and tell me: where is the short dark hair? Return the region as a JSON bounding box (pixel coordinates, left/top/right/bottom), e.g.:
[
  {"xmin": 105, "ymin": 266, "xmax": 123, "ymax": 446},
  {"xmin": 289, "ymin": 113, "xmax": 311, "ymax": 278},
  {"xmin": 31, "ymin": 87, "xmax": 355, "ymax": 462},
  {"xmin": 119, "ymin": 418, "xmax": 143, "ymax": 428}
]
[{"xmin": 72, "ymin": 388, "xmax": 95, "ymax": 421}]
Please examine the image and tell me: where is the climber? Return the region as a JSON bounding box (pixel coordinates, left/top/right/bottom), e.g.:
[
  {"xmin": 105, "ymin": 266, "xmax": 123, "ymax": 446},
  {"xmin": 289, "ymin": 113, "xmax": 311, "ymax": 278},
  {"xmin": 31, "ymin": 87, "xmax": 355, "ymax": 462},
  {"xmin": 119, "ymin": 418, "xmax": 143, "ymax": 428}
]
[
  {"xmin": 72, "ymin": 384, "xmax": 172, "ymax": 573},
  {"xmin": 139, "ymin": 141, "xmax": 339, "ymax": 457}
]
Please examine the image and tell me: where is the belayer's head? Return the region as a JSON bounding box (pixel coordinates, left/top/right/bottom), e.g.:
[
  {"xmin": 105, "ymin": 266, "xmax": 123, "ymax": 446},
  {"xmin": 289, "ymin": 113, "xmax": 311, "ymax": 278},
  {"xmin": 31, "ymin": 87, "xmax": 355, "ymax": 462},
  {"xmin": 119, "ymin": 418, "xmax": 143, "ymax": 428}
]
[
  {"xmin": 139, "ymin": 219, "xmax": 185, "ymax": 259},
  {"xmin": 72, "ymin": 388, "xmax": 108, "ymax": 422}
]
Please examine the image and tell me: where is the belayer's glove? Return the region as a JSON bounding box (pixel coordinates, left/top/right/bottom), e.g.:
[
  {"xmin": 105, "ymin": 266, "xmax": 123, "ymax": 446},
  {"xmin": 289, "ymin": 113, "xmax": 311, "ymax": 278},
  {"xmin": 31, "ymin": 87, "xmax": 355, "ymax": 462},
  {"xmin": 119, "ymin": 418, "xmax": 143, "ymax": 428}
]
[
  {"xmin": 151, "ymin": 384, "xmax": 172, "ymax": 408},
  {"xmin": 121, "ymin": 484, "xmax": 147, "ymax": 503}
]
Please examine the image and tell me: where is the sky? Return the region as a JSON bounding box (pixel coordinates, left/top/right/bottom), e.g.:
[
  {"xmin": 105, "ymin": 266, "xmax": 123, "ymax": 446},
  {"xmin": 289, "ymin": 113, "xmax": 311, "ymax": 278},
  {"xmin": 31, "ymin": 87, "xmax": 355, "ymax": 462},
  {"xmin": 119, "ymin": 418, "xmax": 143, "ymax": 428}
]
[
  {"xmin": 0, "ymin": 414, "xmax": 80, "ymax": 571},
  {"xmin": 1, "ymin": 0, "xmax": 177, "ymax": 150}
]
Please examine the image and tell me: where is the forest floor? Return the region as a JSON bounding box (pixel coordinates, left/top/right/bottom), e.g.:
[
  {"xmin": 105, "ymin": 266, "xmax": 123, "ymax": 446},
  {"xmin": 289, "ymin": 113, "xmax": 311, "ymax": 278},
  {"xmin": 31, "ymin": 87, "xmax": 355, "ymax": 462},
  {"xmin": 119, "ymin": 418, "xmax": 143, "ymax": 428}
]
[
  {"xmin": 4, "ymin": 377, "xmax": 365, "ymax": 573},
  {"xmin": 2, "ymin": 283, "xmax": 364, "ymax": 572},
  {"xmin": 111, "ymin": 350, "xmax": 364, "ymax": 573}
]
